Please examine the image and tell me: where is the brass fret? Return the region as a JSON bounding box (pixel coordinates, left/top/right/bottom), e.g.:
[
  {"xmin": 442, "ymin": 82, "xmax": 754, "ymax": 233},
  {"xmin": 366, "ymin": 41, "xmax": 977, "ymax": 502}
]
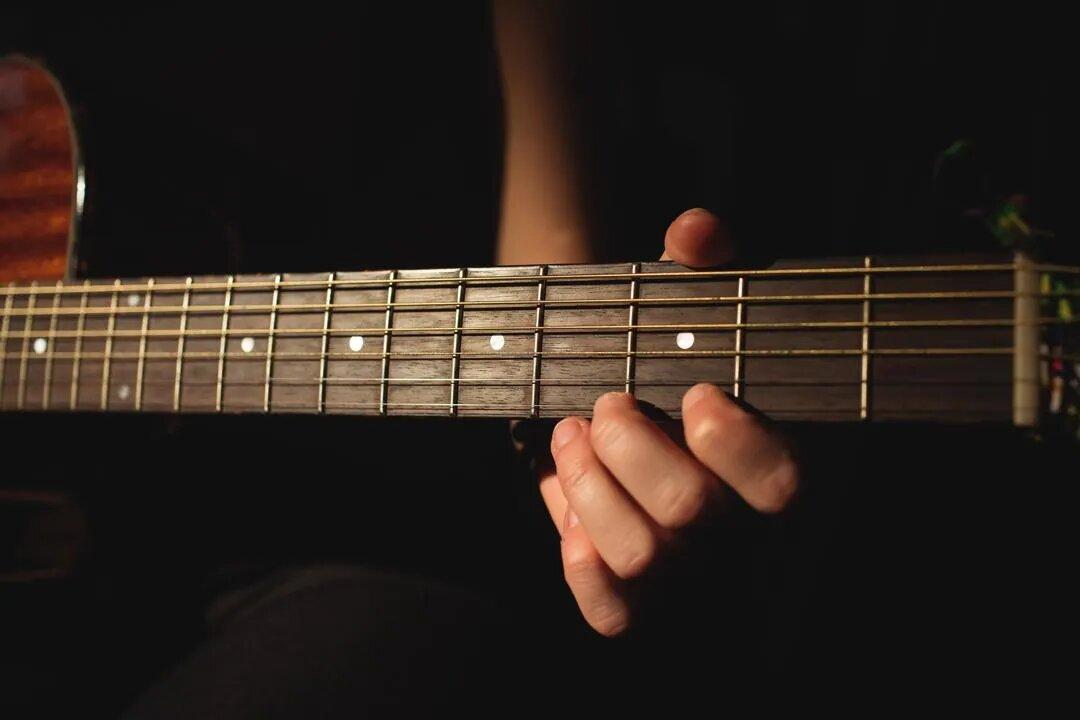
[
  {"xmin": 215, "ymin": 276, "xmax": 234, "ymax": 412},
  {"xmin": 41, "ymin": 282, "xmax": 62, "ymax": 409},
  {"xmin": 264, "ymin": 275, "xmax": 281, "ymax": 413},
  {"xmin": 99, "ymin": 280, "xmax": 121, "ymax": 410},
  {"xmin": 379, "ymin": 270, "xmax": 396, "ymax": 415},
  {"xmin": 530, "ymin": 266, "xmax": 547, "ymax": 417},
  {"xmin": 625, "ymin": 263, "xmax": 640, "ymax": 394},
  {"xmin": 733, "ymin": 277, "xmax": 745, "ymax": 398},
  {"xmin": 860, "ymin": 257, "xmax": 871, "ymax": 420},
  {"xmin": 317, "ymin": 272, "xmax": 336, "ymax": 413},
  {"xmin": 173, "ymin": 278, "xmax": 192, "ymax": 411},
  {"xmin": 69, "ymin": 281, "xmax": 89, "ymax": 409},
  {"xmin": 0, "ymin": 283, "xmax": 14, "ymax": 406},
  {"xmin": 449, "ymin": 269, "xmax": 466, "ymax": 416},
  {"xmin": 135, "ymin": 278, "xmax": 154, "ymax": 411},
  {"xmin": 16, "ymin": 282, "xmax": 37, "ymax": 410}
]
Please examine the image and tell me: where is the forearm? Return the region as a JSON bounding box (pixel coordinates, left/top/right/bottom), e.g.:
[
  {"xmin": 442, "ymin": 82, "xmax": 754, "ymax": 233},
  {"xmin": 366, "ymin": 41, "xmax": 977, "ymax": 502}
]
[{"xmin": 493, "ymin": 0, "xmax": 593, "ymax": 266}]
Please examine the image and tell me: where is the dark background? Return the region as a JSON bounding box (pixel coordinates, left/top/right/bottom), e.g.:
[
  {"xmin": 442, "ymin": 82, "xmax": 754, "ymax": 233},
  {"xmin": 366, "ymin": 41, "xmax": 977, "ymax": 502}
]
[{"xmin": 2, "ymin": 2, "xmax": 1075, "ymax": 713}]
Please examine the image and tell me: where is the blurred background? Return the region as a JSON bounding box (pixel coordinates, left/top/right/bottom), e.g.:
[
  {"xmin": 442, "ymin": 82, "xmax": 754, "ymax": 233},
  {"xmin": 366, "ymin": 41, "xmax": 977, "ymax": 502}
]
[{"xmin": 1, "ymin": 2, "xmax": 1074, "ymax": 713}]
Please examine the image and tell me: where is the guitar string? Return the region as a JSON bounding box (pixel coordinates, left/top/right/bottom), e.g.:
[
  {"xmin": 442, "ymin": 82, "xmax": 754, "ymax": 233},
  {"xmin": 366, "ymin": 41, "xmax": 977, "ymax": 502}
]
[
  {"xmin": 0, "ymin": 317, "xmax": 1073, "ymax": 343},
  {"xmin": 0, "ymin": 347, "xmax": 1029, "ymax": 363},
  {"xmin": 2, "ymin": 260, "xmax": 1073, "ymax": 298},
  {"xmin": 1, "ymin": 289, "xmax": 1077, "ymax": 321},
  {"xmin": 122, "ymin": 377, "xmax": 1015, "ymax": 389},
  {"xmin": 28, "ymin": 399, "xmax": 1011, "ymax": 416}
]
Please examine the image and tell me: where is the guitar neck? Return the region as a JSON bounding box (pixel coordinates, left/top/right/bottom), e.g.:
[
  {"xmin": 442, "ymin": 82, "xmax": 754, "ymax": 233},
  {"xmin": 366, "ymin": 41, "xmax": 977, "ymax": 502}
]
[{"xmin": 0, "ymin": 253, "xmax": 1071, "ymax": 425}]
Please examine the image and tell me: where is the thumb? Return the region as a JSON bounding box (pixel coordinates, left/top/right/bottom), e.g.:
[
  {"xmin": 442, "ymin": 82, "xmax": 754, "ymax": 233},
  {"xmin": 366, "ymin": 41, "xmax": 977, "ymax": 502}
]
[{"xmin": 660, "ymin": 208, "xmax": 734, "ymax": 267}]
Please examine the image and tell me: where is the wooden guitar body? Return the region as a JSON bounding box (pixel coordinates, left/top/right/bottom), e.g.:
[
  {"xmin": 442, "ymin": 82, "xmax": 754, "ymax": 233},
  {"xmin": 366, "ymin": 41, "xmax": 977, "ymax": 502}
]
[{"xmin": 0, "ymin": 57, "xmax": 77, "ymax": 284}]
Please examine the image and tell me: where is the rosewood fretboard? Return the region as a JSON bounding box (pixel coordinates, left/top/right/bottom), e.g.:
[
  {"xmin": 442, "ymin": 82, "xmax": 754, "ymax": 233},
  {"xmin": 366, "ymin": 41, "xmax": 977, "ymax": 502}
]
[{"xmin": 0, "ymin": 254, "xmax": 1067, "ymax": 424}]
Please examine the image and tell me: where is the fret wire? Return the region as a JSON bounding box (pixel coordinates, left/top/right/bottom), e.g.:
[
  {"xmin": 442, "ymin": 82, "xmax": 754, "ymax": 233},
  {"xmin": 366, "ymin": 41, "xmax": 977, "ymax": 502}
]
[
  {"xmin": 0, "ymin": 283, "xmax": 14, "ymax": 406},
  {"xmin": 733, "ymin": 276, "xmax": 745, "ymax": 398},
  {"xmin": 173, "ymin": 278, "xmax": 192, "ymax": 411},
  {"xmin": 0, "ymin": 261, "xmax": 1040, "ymax": 299},
  {"xmin": 449, "ymin": 269, "xmax": 466, "ymax": 416},
  {"xmin": 625, "ymin": 263, "xmax": 640, "ymax": 394},
  {"xmin": 69, "ymin": 281, "xmax": 89, "ymax": 409},
  {"xmin": 0, "ymin": 315, "xmax": 1065, "ymax": 342},
  {"xmin": 264, "ymin": 274, "xmax": 281, "ymax": 413},
  {"xmin": 99, "ymin": 280, "xmax": 121, "ymax": 410},
  {"xmin": 41, "ymin": 282, "xmax": 62, "ymax": 409},
  {"xmin": 379, "ymin": 270, "xmax": 396, "ymax": 415},
  {"xmin": 531, "ymin": 266, "xmax": 547, "ymax": 417},
  {"xmin": 16, "ymin": 282, "xmax": 37, "ymax": 410},
  {"xmin": 135, "ymin": 278, "xmax": 154, "ymax": 411},
  {"xmin": 0, "ymin": 288, "xmax": 1065, "ymax": 319},
  {"xmin": 215, "ymin": 276, "xmax": 234, "ymax": 412},
  {"xmin": 317, "ymin": 272, "xmax": 335, "ymax": 414},
  {"xmin": 860, "ymin": 257, "xmax": 872, "ymax": 420}
]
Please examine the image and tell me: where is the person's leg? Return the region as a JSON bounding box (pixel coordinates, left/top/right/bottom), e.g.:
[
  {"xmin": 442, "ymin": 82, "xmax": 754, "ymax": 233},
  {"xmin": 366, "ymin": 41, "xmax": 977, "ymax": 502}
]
[{"xmin": 123, "ymin": 565, "xmax": 539, "ymax": 717}]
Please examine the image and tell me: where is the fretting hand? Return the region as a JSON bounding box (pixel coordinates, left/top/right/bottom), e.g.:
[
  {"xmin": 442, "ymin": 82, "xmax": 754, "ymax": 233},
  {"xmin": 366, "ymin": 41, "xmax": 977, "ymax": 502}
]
[{"xmin": 532, "ymin": 208, "xmax": 801, "ymax": 636}]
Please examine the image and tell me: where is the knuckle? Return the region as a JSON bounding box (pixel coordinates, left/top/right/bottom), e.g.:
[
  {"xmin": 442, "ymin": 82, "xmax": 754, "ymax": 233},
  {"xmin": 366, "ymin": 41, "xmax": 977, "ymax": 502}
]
[
  {"xmin": 589, "ymin": 606, "xmax": 631, "ymax": 638},
  {"xmin": 611, "ymin": 532, "xmax": 658, "ymax": 580},
  {"xmin": 589, "ymin": 412, "xmax": 631, "ymax": 455},
  {"xmin": 657, "ymin": 478, "xmax": 711, "ymax": 528},
  {"xmin": 755, "ymin": 456, "xmax": 800, "ymax": 514},
  {"xmin": 556, "ymin": 451, "xmax": 591, "ymax": 491},
  {"xmin": 563, "ymin": 553, "xmax": 602, "ymax": 588}
]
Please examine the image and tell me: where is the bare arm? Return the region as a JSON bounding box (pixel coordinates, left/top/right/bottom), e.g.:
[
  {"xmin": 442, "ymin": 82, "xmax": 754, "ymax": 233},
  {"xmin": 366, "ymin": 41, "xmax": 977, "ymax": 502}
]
[
  {"xmin": 493, "ymin": 0, "xmax": 593, "ymax": 265},
  {"xmin": 495, "ymin": 4, "xmax": 788, "ymax": 640}
]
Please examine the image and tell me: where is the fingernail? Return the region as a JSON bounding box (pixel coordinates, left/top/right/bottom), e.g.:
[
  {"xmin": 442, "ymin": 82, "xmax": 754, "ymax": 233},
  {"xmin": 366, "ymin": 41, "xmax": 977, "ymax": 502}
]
[
  {"xmin": 551, "ymin": 418, "xmax": 582, "ymax": 454},
  {"xmin": 565, "ymin": 508, "xmax": 580, "ymax": 530}
]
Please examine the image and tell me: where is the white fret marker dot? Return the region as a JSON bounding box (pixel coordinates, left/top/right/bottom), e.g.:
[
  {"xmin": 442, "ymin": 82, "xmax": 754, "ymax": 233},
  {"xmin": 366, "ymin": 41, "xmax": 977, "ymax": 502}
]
[
  {"xmin": 348, "ymin": 335, "xmax": 365, "ymax": 352},
  {"xmin": 126, "ymin": 293, "xmax": 141, "ymax": 307},
  {"xmin": 241, "ymin": 337, "xmax": 255, "ymax": 353},
  {"xmin": 676, "ymin": 332, "xmax": 695, "ymax": 350},
  {"xmin": 117, "ymin": 385, "xmax": 131, "ymax": 400},
  {"xmin": 489, "ymin": 334, "xmax": 505, "ymax": 351},
  {"xmin": 33, "ymin": 338, "xmax": 48, "ymax": 354}
]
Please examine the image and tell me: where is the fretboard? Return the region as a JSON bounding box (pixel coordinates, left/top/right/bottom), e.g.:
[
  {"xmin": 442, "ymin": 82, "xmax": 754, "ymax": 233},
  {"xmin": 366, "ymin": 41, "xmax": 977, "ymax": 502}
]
[{"xmin": 0, "ymin": 254, "xmax": 1069, "ymax": 425}]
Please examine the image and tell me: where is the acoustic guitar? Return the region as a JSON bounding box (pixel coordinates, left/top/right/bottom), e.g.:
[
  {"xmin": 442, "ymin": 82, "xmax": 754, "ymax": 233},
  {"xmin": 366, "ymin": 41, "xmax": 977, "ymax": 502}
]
[
  {"xmin": 2, "ymin": 52, "xmax": 1079, "ymax": 592},
  {"xmin": 2, "ymin": 57, "xmax": 1077, "ymax": 433}
]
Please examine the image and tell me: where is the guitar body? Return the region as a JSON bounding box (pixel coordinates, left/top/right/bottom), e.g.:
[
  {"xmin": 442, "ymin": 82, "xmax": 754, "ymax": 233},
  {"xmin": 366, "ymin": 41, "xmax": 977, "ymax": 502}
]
[
  {"xmin": 0, "ymin": 57, "xmax": 77, "ymax": 284},
  {"xmin": 0, "ymin": 58, "xmax": 82, "ymax": 582}
]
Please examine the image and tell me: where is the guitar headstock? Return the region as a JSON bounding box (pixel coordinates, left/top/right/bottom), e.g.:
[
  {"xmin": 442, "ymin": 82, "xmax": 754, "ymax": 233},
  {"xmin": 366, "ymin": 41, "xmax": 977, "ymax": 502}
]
[{"xmin": 1038, "ymin": 266, "xmax": 1079, "ymax": 440}]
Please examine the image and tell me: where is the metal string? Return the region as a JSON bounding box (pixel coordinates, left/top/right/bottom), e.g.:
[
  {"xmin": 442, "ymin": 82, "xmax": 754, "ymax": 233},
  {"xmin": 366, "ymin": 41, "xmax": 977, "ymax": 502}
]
[{"xmin": 0, "ymin": 260, "xmax": 1076, "ymax": 299}]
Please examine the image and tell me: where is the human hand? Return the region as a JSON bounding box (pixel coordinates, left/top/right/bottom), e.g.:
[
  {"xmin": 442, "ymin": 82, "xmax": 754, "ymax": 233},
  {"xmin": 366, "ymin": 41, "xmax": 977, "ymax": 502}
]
[{"xmin": 534, "ymin": 208, "xmax": 800, "ymax": 636}]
